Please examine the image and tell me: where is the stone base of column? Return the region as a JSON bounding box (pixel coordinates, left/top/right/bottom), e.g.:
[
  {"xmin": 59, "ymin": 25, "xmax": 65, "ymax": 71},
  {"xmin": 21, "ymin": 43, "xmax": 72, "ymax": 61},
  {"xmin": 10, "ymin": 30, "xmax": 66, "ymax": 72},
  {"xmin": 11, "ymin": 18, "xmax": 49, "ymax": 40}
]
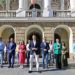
[
  {"xmin": 16, "ymin": 9, "xmax": 26, "ymax": 17},
  {"xmin": 43, "ymin": 9, "xmax": 53, "ymax": 17}
]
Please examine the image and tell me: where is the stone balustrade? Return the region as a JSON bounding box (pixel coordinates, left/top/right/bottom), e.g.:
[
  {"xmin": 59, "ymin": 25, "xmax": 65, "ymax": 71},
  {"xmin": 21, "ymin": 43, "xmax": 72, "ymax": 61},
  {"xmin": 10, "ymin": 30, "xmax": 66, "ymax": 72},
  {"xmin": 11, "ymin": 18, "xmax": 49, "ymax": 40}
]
[
  {"xmin": 0, "ymin": 10, "xmax": 72, "ymax": 18},
  {"xmin": 53, "ymin": 10, "xmax": 71, "ymax": 17},
  {"xmin": 0, "ymin": 10, "xmax": 16, "ymax": 17}
]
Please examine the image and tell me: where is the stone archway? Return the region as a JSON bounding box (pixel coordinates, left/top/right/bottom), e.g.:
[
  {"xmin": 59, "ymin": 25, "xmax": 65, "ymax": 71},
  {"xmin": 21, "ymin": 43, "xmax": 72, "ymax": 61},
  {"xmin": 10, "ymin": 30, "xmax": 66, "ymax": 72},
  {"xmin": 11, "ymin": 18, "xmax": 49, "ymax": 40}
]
[
  {"xmin": 27, "ymin": 28, "xmax": 42, "ymax": 42},
  {"xmin": 25, "ymin": 25, "xmax": 44, "ymax": 44},
  {"xmin": 0, "ymin": 25, "xmax": 16, "ymax": 43},
  {"xmin": 54, "ymin": 25, "xmax": 73, "ymax": 57}
]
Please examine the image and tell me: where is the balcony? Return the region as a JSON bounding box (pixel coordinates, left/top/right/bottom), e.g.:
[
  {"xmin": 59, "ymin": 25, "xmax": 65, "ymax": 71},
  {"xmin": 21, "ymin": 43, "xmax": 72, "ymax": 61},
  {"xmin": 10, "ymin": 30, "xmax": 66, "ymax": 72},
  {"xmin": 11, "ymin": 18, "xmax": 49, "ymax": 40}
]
[
  {"xmin": 0, "ymin": 10, "xmax": 72, "ymax": 18},
  {"xmin": 26, "ymin": 10, "xmax": 72, "ymax": 18},
  {"xmin": 26, "ymin": 10, "xmax": 43, "ymax": 17}
]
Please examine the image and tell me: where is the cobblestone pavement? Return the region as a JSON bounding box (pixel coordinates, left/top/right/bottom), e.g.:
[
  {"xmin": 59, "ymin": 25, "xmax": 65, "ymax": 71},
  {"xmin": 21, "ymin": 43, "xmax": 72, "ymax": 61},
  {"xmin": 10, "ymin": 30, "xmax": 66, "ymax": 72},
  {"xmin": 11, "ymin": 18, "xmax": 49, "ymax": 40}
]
[{"xmin": 0, "ymin": 59, "xmax": 75, "ymax": 75}]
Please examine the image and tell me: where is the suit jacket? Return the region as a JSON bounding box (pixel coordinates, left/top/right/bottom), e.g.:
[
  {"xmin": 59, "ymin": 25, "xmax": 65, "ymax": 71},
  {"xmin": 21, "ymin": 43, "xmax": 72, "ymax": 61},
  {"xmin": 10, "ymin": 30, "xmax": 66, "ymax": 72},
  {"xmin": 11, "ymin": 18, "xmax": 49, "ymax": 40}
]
[
  {"xmin": 29, "ymin": 40, "xmax": 40, "ymax": 55},
  {"xmin": 40, "ymin": 42, "xmax": 49, "ymax": 53},
  {"xmin": 7, "ymin": 42, "xmax": 16, "ymax": 54}
]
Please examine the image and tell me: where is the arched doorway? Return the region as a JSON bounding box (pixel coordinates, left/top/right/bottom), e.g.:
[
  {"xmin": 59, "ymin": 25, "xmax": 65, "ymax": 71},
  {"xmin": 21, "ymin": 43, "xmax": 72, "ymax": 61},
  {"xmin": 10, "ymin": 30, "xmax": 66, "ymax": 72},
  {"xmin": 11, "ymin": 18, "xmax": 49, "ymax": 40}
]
[
  {"xmin": 25, "ymin": 25, "xmax": 44, "ymax": 44},
  {"xmin": 54, "ymin": 28, "xmax": 69, "ymax": 46},
  {"xmin": 27, "ymin": 28, "xmax": 42, "ymax": 43},
  {"xmin": 0, "ymin": 25, "xmax": 15, "ymax": 43},
  {"xmin": 54, "ymin": 33, "xmax": 61, "ymax": 43},
  {"xmin": 54, "ymin": 25, "xmax": 73, "ymax": 58},
  {"xmin": 26, "ymin": 27, "xmax": 43, "ymax": 57}
]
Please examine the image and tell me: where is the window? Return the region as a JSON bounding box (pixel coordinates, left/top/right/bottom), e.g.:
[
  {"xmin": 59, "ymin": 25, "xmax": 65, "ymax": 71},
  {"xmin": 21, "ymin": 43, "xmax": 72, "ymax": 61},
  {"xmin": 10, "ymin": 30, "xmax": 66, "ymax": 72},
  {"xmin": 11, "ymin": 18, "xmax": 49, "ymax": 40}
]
[
  {"xmin": 64, "ymin": 0, "xmax": 70, "ymax": 10},
  {"xmin": 0, "ymin": 0, "xmax": 19, "ymax": 10},
  {"xmin": 10, "ymin": 0, "xmax": 19, "ymax": 10},
  {"xmin": 0, "ymin": 0, "xmax": 6, "ymax": 10}
]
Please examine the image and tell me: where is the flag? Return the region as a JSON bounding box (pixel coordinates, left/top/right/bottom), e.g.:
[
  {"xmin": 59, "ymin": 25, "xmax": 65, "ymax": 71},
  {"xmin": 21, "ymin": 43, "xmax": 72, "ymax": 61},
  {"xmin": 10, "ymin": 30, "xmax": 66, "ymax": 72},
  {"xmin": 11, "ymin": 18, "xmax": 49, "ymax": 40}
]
[{"xmin": 31, "ymin": 0, "xmax": 36, "ymax": 5}]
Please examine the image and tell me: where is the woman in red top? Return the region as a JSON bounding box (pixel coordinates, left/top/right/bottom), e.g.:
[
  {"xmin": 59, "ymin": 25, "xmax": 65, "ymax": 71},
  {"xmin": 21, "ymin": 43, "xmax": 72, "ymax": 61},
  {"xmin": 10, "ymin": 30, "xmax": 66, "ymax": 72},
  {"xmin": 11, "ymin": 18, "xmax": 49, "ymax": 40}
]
[{"xmin": 18, "ymin": 40, "xmax": 26, "ymax": 68}]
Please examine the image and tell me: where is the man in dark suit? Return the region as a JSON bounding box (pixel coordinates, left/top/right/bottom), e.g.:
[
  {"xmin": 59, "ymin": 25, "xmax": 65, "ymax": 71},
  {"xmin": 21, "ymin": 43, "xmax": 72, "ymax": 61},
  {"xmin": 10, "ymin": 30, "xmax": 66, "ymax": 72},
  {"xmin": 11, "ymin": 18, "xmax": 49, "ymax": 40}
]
[
  {"xmin": 29, "ymin": 35, "xmax": 40, "ymax": 73},
  {"xmin": 7, "ymin": 38, "xmax": 16, "ymax": 68},
  {"xmin": 40, "ymin": 38, "xmax": 49, "ymax": 69}
]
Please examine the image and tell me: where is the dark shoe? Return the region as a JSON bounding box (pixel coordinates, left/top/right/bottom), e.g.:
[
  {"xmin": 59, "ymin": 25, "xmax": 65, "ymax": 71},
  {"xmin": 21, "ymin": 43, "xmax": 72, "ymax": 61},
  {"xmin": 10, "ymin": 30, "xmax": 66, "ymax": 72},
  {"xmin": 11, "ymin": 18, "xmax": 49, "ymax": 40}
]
[
  {"xmin": 46, "ymin": 67, "xmax": 49, "ymax": 69},
  {"xmin": 8, "ymin": 66, "xmax": 11, "ymax": 68},
  {"xmin": 27, "ymin": 65, "xmax": 29, "ymax": 67},
  {"xmin": 43, "ymin": 65, "xmax": 45, "ymax": 69},
  {"xmin": 37, "ymin": 71, "xmax": 41, "ymax": 73},
  {"xmin": 46, "ymin": 65, "xmax": 48, "ymax": 69},
  {"xmin": 1, "ymin": 65, "xmax": 3, "ymax": 68},
  {"xmin": 11, "ymin": 65, "xmax": 14, "ymax": 68},
  {"xmin": 28, "ymin": 71, "xmax": 32, "ymax": 73}
]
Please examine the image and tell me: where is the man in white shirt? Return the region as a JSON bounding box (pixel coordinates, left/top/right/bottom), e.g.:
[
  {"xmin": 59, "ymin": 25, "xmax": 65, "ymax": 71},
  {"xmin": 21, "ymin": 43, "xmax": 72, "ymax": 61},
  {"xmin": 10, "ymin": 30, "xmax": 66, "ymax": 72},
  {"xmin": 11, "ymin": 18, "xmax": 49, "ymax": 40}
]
[{"xmin": 29, "ymin": 35, "xmax": 40, "ymax": 73}]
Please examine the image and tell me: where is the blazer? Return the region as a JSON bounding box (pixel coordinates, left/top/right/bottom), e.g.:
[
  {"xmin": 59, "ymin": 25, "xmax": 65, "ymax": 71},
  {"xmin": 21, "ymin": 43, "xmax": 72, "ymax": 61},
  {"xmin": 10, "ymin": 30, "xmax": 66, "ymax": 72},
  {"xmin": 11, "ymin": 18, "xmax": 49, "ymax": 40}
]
[
  {"xmin": 40, "ymin": 42, "xmax": 49, "ymax": 53},
  {"xmin": 53, "ymin": 42, "xmax": 62, "ymax": 55},
  {"xmin": 29, "ymin": 40, "xmax": 40, "ymax": 55},
  {"xmin": 7, "ymin": 42, "xmax": 16, "ymax": 54}
]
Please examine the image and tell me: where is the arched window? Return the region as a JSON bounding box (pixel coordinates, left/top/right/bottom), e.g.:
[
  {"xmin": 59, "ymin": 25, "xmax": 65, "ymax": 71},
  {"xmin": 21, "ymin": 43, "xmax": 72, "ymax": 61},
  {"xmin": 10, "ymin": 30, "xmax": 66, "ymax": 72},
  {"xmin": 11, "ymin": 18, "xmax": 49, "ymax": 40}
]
[
  {"xmin": 10, "ymin": 0, "xmax": 19, "ymax": 10},
  {"xmin": 51, "ymin": 0, "xmax": 60, "ymax": 10},
  {"xmin": 0, "ymin": 0, "xmax": 6, "ymax": 10},
  {"xmin": 0, "ymin": 0, "xmax": 19, "ymax": 10},
  {"xmin": 64, "ymin": 0, "xmax": 70, "ymax": 10},
  {"xmin": 29, "ymin": 3, "xmax": 41, "ymax": 9},
  {"xmin": 29, "ymin": 3, "xmax": 41, "ymax": 17}
]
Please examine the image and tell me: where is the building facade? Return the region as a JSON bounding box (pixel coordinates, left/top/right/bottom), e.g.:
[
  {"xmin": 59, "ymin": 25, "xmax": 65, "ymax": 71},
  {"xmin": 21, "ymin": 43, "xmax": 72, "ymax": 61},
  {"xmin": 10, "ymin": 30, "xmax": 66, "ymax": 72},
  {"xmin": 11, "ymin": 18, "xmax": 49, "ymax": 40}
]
[{"xmin": 0, "ymin": 0, "xmax": 75, "ymax": 58}]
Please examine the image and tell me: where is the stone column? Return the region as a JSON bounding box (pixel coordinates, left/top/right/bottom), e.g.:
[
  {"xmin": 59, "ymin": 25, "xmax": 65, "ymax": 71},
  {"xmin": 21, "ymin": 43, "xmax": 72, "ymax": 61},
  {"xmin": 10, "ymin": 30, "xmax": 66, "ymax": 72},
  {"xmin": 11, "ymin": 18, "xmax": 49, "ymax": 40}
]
[
  {"xmin": 43, "ymin": 0, "xmax": 53, "ymax": 17},
  {"xmin": 23, "ymin": 0, "xmax": 28, "ymax": 10},
  {"xmin": 70, "ymin": 0, "xmax": 75, "ymax": 17},
  {"xmin": 70, "ymin": 0, "xmax": 75, "ymax": 10},
  {"xmin": 61, "ymin": 0, "xmax": 64, "ymax": 10},
  {"xmin": 18, "ymin": 0, "xmax": 28, "ymax": 10},
  {"xmin": 44, "ymin": 0, "xmax": 49, "ymax": 10},
  {"xmin": 16, "ymin": 0, "xmax": 28, "ymax": 17},
  {"xmin": 18, "ymin": 0, "xmax": 23, "ymax": 9}
]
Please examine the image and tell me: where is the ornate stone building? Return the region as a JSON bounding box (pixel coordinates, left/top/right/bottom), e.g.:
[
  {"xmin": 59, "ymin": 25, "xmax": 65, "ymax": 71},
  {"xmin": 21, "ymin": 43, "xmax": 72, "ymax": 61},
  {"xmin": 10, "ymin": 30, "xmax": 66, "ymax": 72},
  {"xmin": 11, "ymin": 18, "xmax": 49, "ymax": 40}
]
[{"xmin": 0, "ymin": 0, "xmax": 75, "ymax": 58}]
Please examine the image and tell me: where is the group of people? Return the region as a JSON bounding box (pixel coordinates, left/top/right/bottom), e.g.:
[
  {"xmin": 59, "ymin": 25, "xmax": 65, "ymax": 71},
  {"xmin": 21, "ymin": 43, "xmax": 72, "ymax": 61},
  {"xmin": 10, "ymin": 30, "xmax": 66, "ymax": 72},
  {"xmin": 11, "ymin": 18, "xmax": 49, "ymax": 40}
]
[
  {"xmin": 0, "ymin": 37, "xmax": 16, "ymax": 68},
  {"xmin": 0, "ymin": 34, "xmax": 68, "ymax": 73}
]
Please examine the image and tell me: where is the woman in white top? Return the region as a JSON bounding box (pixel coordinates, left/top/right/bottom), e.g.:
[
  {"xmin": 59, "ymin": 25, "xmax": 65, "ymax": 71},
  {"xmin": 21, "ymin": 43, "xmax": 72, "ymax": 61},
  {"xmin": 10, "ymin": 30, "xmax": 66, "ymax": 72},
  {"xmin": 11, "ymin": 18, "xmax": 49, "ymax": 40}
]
[
  {"xmin": 26, "ymin": 40, "xmax": 30, "ymax": 67},
  {"xmin": 16, "ymin": 43, "xmax": 19, "ymax": 64},
  {"xmin": 4, "ymin": 45, "xmax": 7, "ymax": 64},
  {"xmin": 48, "ymin": 40, "xmax": 54, "ymax": 65}
]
